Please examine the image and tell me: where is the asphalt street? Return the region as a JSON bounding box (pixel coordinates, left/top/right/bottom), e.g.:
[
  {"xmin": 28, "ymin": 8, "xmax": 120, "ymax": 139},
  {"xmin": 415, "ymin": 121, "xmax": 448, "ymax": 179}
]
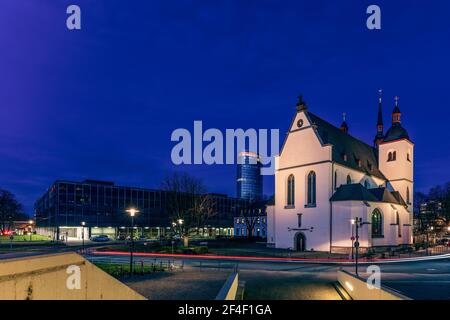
[{"xmin": 88, "ymin": 252, "xmax": 450, "ymax": 300}]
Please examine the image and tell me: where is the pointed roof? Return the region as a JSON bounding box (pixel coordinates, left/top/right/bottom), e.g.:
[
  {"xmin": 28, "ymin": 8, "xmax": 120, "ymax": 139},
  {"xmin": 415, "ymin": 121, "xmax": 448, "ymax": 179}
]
[
  {"xmin": 384, "ymin": 124, "xmax": 410, "ymax": 142},
  {"xmin": 393, "ymin": 96, "xmax": 401, "ymax": 114},
  {"xmin": 307, "ymin": 112, "xmax": 386, "ymax": 180},
  {"xmin": 377, "ymin": 98, "xmax": 383, "ymax": 126}
]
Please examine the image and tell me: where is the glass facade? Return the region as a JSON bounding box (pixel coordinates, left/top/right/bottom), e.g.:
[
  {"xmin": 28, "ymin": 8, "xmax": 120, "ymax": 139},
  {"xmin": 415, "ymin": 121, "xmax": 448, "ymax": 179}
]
[
  {"xmin": 34, "ymin": 179, "xmax": 260, "ymax": 239},
  {"xmin": 236, "ymin": 152, "xmax": 263, "ymax": 201}
]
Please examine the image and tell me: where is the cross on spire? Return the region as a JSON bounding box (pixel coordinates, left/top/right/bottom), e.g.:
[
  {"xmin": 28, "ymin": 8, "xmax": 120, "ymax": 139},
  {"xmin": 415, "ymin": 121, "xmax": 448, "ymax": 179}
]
[
  {"xmin": 342, "ymin": 112, "xmax": 346, "ymax": 121},
  {"xmin": 296, "ymin": 94, "xmax": 307, "ymax": 111},
  {"xmin": 378, "ymin": 89, "xmax": 383, "ymax": 103},
  {"xmin": 394, "ymin": 95, "xmax": 399, "ymax": 106}
]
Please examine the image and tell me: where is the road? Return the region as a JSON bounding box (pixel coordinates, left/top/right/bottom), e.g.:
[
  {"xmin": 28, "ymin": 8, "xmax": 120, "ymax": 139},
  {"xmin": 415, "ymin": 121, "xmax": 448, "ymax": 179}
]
[{"xmin": 88, "ymin": 252, "xmax": 450, "ymax": 300}]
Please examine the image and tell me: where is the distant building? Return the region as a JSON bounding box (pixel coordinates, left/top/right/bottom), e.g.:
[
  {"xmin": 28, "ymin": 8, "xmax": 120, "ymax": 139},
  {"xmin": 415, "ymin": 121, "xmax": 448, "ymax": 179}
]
[
  {"xmin": 414, "ymin": 200, "xmax": 446, "ymax": 241},
  {"xmin": 34, "ymin": 179, "xmax": 262, "ymax": 241},
  {"xmin": 234, "ymin": 214, "xmax": 267, "ymax": 238},
  {"xmin": 236, "ymin": 151, "xmax": 263, "ymax": 201}
]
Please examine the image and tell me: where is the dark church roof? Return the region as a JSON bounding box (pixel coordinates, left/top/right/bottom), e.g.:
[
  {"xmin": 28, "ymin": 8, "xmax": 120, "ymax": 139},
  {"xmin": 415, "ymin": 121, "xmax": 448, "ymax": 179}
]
[
  {"xmin": 330, "ymin": 184, "xmax": 406, "ymax": 206},
  {"xmin": 384, "ymin": 123, "xmax": 410, "ymax": 142},
  {"xmin": 307, "ymin": 112, "xmax": 386, "ymax": 180}
]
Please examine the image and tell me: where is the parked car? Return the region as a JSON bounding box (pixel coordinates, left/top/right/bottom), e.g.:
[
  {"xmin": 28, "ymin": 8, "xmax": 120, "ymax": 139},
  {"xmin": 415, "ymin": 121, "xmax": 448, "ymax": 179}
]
[{"xmin": 90, "ymin": 235, "xmax": 110, "ymax": 242}]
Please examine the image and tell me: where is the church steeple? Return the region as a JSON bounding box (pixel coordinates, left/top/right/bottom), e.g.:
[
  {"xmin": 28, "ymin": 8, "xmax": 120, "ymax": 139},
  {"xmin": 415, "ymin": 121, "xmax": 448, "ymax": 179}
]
[
  {"xmin": 374, "ymin": 89, "xmax": 384, "ymax": 147},
  {"xmin": 392, "ymin": 96, "xmax": 401, "ymax": 124},
  {"xmin": 296, "ymin": 95, "xmax": 307, "ymax": 112},
  {"xmin": 340, "ymin": 112, "xmax": 348, "ymax": 134}
]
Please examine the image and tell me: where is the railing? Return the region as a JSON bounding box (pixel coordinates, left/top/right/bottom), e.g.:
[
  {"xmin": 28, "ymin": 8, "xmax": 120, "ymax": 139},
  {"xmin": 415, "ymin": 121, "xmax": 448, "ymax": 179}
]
[{"xmin": 85, "ymin": 255, "xmax": 185, "ymax": 276}]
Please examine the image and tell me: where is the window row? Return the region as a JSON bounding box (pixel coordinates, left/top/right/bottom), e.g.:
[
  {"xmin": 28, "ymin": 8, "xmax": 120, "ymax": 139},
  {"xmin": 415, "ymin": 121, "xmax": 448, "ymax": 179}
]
[
  {"xmin": 387, "ymin": 151, "xmax": 411, "ymax": 162},
  {"xmin": 286, "ymin": 171, "xmax": 316, "ymax": 207}
]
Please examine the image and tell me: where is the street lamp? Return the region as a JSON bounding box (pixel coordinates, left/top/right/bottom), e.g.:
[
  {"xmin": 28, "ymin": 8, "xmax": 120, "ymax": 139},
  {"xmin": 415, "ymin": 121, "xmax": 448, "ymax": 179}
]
[
  {"xmin": 81, "ymin": 221, "xmax": 86, "ymax": 254},
  {"xmin": 353, "ymin": 217, "xmax": 370, "ymax": 276},
  {"xmin": 28, "ymin": 220, "xmax": 34, "ymax": 241},
  {"xmin": 350, "ymin": 219, "xmax": 355, "ymax": 260},
  {"xmin": 126, "ymin": 208, "xmax": 139, "ymax": 275},
  {"xmin": 177, "ymin": 218, "xmax": 185, "ymax": 246}
]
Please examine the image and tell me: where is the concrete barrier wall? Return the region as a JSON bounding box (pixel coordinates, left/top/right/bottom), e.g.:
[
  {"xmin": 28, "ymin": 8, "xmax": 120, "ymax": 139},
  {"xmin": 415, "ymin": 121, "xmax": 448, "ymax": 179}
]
[
  {"xmin": 0, "ymin": 253, "xmax": 146, "ymax": 300},
  {"xmin": 215, "ymin": 272, "xmax": 239, "ymax": 300},
  {"xmin": 337, "ymin": 270, "xmax": 411, "ymax": 300}
]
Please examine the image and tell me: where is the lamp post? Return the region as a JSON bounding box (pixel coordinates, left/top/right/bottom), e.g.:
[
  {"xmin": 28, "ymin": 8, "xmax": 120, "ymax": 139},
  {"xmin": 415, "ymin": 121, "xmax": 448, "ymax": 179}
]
[
  {"xmin": 178, "ymin": 218, "xmax": 185, "ymax": 247},
  {"xmin": 126, "ymin": 208, "xmax": 139, "ymax": 275},
  {"xmin": 28, "ymin": 220, "xmax": 34, "ymax": 241},
  {"xmin": 171, "ymin": 222, "xmax": 177, "ymax": 254},
  {"xmin": 353, "ymin": 217, "xmax": 370, "ymax": 276},
  {"xmin": 350, "ymin": 219, "xmax": 355, "ymax": 260},
  {"xmin": 81, "ymin": 221, "xmax": 86, "ymax": 254}
]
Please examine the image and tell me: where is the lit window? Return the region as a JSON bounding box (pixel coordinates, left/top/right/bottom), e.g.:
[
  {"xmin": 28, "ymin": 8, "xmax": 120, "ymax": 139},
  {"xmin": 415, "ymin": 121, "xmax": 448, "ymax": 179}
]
[{"xmin": 371, "ymin": 209, "xmax": 383, "ymax": 237}]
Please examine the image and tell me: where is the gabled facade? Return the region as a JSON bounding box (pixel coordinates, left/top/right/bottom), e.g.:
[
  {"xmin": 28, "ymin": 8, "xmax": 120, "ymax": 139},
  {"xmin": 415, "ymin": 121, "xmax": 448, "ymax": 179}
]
[{"xmin": 267, "ymin": 95, "xmax": 413, "ymax": 253}]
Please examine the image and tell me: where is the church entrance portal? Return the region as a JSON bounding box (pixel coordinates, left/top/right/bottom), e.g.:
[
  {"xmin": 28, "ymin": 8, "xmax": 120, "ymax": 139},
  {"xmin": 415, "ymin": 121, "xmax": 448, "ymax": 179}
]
[{"xmin": 294, "ymin": 232, "xmax": 306, "ymax": 251}]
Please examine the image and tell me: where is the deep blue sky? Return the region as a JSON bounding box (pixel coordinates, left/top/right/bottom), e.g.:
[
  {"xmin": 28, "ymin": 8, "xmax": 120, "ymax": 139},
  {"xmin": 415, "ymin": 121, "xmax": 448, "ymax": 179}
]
[{"xmin": 1, "ymin": 0, "xmax": 450, "ymax": 215}]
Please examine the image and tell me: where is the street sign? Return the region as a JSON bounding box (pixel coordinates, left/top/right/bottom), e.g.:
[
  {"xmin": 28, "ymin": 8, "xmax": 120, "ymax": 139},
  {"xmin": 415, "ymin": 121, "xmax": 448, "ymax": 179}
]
[{"xmin": 354, "ymin": 241, "xmax": 360, "ymax": 248}]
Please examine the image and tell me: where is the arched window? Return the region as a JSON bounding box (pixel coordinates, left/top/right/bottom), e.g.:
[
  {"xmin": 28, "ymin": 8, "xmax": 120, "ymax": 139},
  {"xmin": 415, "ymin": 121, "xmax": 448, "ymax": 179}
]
[
  {"xmin": 396, "ymin": 212, "xmax": 401, "ymax": 237},
  {"xmin": 364, "ymin": 180, "xmax": 369, "ymax": 189},
  {"xmin": 334, "ymin": 171, "xmax": 337, "ymax": 190},
  {"xmin": 346, "ymin": 174, "xmax": 352, "ymax": 184},
  {"xmin": 406, "ymin": 186, "xmax": 410, "ymax": 204},
  {"xmin": 307, "ymin": 171, "xmax": 316, "ymax": 206},
  {"xmin": 371, "ymin": 209, "xmax": 383, "ymax": 237},
  {"xmin": 393, "ymin": 151, "xmax": 397, "ymax": 161},
  {"xmin": 387, "ymin": 152, "xmax": 392, "ymax": 161},
  {"xmin": 287, "ymin": 175, "xmax": 295, "ymax": 206}
]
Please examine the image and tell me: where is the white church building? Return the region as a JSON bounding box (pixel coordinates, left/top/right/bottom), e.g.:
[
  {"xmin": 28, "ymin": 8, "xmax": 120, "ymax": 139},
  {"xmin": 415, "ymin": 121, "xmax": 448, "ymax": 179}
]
[{"xmin": 267, "ymin": 94, "xmax": 413, "ymax": 253}]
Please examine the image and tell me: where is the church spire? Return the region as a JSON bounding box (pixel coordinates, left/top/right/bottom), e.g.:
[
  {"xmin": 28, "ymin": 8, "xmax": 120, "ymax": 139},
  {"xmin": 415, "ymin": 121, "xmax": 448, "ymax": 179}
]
[
  {"xmin": 340, "ymin": 112, "xmax": 348, "ymax": 134},
  {"xmin": 296, "ymin": 95, "xmax": 307, "ymax": 112},
  {"xmin": 392, "ymin": 96, "xmax": 401, "ymax": 124},
  {"xmin": 377, "ymin": 89, "xmax": 383, "ymax": 127},
  {"xmin": 374, "ymin": 89, "xmax": 384, "ymax": 147}
]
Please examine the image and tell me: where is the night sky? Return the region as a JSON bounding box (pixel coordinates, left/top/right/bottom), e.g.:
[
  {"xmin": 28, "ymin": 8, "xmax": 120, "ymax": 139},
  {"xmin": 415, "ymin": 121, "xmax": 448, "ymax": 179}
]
[{"xmin": 1, "ymin": 0, "xmax": 450, "ymax": 215}]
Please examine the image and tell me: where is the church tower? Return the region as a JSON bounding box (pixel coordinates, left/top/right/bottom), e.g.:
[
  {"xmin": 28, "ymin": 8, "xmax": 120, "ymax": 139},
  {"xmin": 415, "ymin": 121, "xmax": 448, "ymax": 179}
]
[{"xmin": 378, "ymin": 96, "xmax": 414, "ymax": 213}]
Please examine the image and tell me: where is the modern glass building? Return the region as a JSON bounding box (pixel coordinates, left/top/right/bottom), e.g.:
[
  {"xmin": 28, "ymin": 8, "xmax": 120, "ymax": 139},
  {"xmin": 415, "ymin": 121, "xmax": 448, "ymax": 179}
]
[
  {"xmin": 236, "ymin": 152, "xmax": 263, "ymax": 201},
  {"xmin": 34, "ymin": 179, "xmax": 258, "ymax": 241}
]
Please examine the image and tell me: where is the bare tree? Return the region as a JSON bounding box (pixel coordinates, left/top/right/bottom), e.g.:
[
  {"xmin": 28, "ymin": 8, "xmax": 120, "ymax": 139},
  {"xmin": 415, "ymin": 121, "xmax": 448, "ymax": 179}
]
[
  {"xmin": 240, "ymin": 201, "xmax": 265, "ymax": 239},
  {"xmin": 161, "ymin": 172, "xmax": 217, "ymax": 246},
  {"xmin": 0, "ymin": 188, "xmax": 26, "ymax": 233}
]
